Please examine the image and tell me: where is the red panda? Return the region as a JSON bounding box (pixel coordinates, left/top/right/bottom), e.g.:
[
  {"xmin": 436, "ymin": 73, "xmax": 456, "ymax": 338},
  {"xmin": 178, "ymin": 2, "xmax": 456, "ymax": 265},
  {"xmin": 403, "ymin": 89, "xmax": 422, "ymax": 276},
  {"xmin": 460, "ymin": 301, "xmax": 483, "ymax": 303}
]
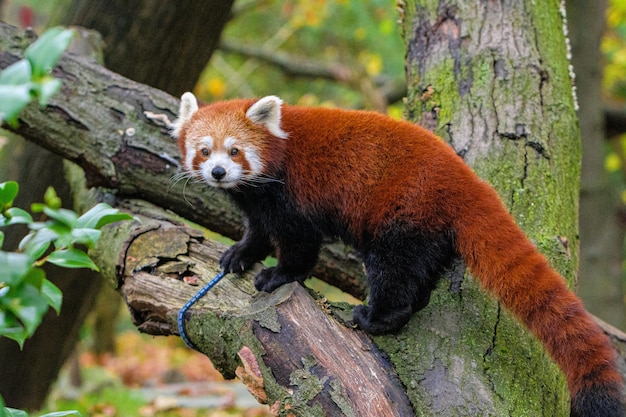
[{"xmin": 172, "ymin": 92, "xmax": 625, "ymax": 416}]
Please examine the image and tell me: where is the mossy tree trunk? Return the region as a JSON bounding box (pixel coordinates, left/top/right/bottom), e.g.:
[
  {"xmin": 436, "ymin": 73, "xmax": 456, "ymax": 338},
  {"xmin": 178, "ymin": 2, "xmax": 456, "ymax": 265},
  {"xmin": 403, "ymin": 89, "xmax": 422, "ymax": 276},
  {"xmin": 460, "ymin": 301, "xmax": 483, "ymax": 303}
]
[
  {"xmin": 392, "ymin": 0, "xmax": 581, "ymax": 414},
  {"xmin": 1, "ymin": 2, "xmax": 624, "ymax": 413}
]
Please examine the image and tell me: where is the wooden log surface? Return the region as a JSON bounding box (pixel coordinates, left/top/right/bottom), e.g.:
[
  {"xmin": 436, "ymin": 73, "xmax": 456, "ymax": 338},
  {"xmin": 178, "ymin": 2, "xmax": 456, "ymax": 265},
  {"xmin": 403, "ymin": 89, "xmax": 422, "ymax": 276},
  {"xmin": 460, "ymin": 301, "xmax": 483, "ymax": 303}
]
[{"xmin": 96, "ymin": 199, "xmax": 414, "ymax": 416}]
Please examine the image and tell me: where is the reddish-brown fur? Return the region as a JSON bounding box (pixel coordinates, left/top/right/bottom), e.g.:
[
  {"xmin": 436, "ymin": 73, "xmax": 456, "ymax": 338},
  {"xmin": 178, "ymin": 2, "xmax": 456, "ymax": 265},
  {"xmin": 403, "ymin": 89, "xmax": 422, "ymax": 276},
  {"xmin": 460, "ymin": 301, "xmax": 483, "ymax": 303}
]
[{"xmin": 177, "ymin": 98, "xmax": 624, "ymax": 415}]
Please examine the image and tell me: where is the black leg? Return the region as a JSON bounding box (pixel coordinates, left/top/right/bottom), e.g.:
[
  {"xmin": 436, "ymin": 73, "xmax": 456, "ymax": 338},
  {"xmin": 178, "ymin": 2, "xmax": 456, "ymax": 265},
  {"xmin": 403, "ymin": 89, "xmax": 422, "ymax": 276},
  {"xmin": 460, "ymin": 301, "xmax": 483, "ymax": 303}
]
[
  {"xmin": 354, "ymin": 228, "xmax": 456, "ymax": 335},
  {"xmin": 220, "ymin": 220, "xmax": 273, "ymax": 273},
  {"xmin": 254, "ymin": 231, "xmax": 323, "ymax": 293}
]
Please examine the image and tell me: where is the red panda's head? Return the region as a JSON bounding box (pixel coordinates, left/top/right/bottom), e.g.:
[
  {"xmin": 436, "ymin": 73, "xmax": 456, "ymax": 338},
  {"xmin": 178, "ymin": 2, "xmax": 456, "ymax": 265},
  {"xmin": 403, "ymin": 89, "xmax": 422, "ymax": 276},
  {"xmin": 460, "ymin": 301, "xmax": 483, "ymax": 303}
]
[{"xmin": 171, "ymin": 93, "xmax": 288, "ymax": 189}]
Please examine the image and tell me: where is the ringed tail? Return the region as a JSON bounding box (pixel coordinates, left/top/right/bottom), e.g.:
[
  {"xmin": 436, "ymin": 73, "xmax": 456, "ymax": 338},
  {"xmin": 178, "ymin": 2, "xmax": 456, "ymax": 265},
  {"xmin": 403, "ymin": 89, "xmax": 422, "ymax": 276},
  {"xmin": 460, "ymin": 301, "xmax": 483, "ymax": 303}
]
[{"xmin": 454, "ymin": 179, "xmax": 624, "ymax": 416}]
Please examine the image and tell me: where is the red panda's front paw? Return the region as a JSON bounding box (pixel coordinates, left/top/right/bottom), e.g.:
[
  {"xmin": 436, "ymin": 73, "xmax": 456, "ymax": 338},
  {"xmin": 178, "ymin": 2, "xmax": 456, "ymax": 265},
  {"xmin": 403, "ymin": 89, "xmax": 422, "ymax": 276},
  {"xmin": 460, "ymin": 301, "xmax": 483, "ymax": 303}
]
[
  {"xmin": 352, "ymin": 304, "xmax": 412, "ymax": 335},
  {"xmin": 254, "ymin": 268, "xmax": 298, "ymax": 293},
  {"xmin": 219, "ymin": 244, "xmax": 258, "ymax": 273}
]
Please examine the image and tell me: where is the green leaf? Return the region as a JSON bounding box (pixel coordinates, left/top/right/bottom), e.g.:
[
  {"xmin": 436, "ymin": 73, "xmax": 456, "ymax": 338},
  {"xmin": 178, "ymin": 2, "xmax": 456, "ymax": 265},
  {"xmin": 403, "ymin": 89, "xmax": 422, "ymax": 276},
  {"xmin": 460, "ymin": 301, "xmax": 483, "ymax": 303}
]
[
  {"xmin": 0, "ymin": 251, "xmax": 31, "ymax": 285},
  {"xmin": 0, "ymin": 59, "xmax": 32, "ymax": 85},
  {"xmin": 22, "ymin": 266, "xmax": 44, "ymax": 289},
  {"xmin": 30, "ymin": 203, "xmax": 44, "ymax": 213},
  {"xmin": 3, "ymin": 408, "xmax": 28, "ymax": 417},
  {"xmin": 0, "ymin": 84, "xmax": 32, "ymax": 126},
  {"xmin": 76, "ymin": 203, "xmax": 133, "ymax": 229},
  {"xmin": 96, "ymin": 212, "xmax": 134, "ymax": 229},
  {"xmin": 0, "ymin": 329, "xmax": 28, "ymax": 349},
  {"xmin": 25, "ymin": 27, "xmax": 74, "ymax": 80},
  {"xmin": 46, "ymin": 248, "xmax": 99, "ymax": 271},
  {"xmin": 0, "ymin": 181, "xmax": 19, "ymax": 209},
  {"xmin": 43, "ymin": 206, "xmax": 77, "ymax": 228},
  {"xmin": 43, "ymin": 186, "xmax": 62, "ymax": 210},
  {"xmin": 0, "ymin": 231, "xmax": 4, "ymax": 249},
  {"xmin": 36, "ymin": 78, "xmax": 62, "ymax": 106},
  {"xmin": 0, "ymin": 314, "xmax": 28, "ymax": 348},
  {"xmin": 41, "ymin": 278, "xmax": 62, "ymax": 314},
  {"xmin": 11, "ymin": 304, "xmax": 41, "ymax": 337},
  {"xmin": 2, "ymin": 208, "xmax": 33, "ymax": 226},
  {"xmin": 19, "ymin": 228, "xmax": 56, "ymax": 261},
  {"xmin": 69, "ymin": 228, "xmax": 101, "ymax": 249},
  {"xmin": 40, "ymin": 411, "xmax": 82, "ymax": 417}
]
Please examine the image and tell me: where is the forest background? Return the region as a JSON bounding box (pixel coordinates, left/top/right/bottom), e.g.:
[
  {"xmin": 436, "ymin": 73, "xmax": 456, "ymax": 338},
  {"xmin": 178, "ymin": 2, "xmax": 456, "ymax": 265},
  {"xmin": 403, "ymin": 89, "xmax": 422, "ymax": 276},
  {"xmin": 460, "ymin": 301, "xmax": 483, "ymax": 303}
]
[{"xmin": 1, "ymin": 0, "xmax": 626, "ymax": 415}]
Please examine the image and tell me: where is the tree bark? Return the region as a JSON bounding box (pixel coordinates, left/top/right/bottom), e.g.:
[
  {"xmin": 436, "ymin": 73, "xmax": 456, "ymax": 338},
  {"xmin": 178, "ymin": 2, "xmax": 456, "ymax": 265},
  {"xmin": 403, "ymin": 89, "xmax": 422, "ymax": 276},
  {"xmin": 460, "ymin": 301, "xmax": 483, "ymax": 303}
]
[
  {"xmin": 397, "ymin": 0, "xmax": 585, "ymax": 414},
  {"xmin": 80, "ymin": 197, "xmax": 414, "ymax": 416},
  {"xmin": 2, "ymin": 9, "xmax": 625, "ymax": 415}
]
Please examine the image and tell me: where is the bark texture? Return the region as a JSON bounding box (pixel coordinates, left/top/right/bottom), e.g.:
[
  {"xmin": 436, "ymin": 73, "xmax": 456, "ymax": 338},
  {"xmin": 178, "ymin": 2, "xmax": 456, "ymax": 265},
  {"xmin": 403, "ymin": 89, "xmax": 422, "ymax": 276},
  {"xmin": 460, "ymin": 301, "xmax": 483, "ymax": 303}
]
[{"xmin": 86, "ymin": 198, "xmax": 414, "ymax": 416}]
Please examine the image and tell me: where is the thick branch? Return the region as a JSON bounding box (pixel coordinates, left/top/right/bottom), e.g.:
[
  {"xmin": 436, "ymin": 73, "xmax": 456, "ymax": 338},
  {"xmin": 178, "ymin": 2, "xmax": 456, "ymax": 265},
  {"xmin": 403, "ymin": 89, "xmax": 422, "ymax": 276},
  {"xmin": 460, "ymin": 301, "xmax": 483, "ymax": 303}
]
[
  {"xmin": 0, "ymin": 21, "xmax": 367, "ymax": 300},
  {"xmin": 93, "ymin": 199, "xmax": 413, "ymax": 417}
]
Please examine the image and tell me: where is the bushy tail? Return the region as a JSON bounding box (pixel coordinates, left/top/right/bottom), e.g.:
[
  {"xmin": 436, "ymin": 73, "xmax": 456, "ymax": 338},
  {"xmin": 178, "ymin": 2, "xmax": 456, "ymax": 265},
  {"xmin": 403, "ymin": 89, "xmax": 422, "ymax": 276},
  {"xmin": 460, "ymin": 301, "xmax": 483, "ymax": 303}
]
[{"xmin": 454, "ymin": 182, "xmax": 624, "ymax": 417}]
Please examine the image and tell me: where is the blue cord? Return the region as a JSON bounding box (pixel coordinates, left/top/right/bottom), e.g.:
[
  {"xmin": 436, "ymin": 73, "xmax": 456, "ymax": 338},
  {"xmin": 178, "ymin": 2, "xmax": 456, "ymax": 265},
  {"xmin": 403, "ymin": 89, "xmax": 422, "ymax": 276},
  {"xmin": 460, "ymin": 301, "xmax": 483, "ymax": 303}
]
[{"xmin": 177, "ymin": 270, "xmax": 226, "ymax": 350}]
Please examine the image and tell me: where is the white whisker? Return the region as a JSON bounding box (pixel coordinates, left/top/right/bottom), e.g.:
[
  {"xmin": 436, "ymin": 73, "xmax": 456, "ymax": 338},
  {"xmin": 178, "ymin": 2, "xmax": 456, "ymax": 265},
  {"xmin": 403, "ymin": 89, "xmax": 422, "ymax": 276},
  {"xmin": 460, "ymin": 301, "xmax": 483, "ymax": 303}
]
[{"xmin": 169, "ymin": 170, "xmax": 206, "ymax": 207}]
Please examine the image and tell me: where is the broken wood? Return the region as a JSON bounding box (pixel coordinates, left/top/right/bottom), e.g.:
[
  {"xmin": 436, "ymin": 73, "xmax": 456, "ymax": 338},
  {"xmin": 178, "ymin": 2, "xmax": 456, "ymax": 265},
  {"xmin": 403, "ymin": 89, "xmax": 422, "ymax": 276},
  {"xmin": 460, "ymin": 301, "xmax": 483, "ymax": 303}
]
[{"xmin": 96, "ymin": 199, "xmax": 414, "ymax": 416}]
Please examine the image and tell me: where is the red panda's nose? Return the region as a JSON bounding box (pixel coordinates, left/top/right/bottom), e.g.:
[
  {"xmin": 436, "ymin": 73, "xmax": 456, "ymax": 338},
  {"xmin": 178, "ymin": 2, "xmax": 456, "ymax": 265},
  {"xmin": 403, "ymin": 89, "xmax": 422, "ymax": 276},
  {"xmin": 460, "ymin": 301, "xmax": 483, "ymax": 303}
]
[{"xmin": 211, "ymin": 166, "xmax": 226, "ymax": 180}]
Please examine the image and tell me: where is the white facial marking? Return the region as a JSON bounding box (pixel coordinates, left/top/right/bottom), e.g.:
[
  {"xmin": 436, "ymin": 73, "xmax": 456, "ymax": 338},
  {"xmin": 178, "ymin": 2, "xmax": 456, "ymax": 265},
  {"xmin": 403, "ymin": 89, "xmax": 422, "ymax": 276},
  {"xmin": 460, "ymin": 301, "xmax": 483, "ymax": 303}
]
[
  {"xmin": 244, "ymin": 146, "xmax": 263, "ymax": 175},
  {"xmin": 184, "ymin": 147, "xmax": 196, "ymax": 172},
  {"xmin": 224, "ymin": 136, "xmax": 237, "ymax": 149},
  {"xmin": 200, "ymin": 150, "xmax": 243, "ymax": 189},
  {"xmin": 200, "ymin": 136, "xmax": 214, "ymax": 149}
]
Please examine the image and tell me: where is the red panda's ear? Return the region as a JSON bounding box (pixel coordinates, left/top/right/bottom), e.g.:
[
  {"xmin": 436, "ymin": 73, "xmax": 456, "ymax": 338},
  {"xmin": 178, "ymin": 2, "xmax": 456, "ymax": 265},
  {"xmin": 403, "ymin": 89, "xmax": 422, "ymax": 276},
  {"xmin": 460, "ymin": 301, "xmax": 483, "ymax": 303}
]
[
  {"xmin": 246, "ymin": 96, "xmax": 288, "ymax": 139},
  {"xmin": 171, "ymin": 92, "xmax": 199, "ymax": 138}
]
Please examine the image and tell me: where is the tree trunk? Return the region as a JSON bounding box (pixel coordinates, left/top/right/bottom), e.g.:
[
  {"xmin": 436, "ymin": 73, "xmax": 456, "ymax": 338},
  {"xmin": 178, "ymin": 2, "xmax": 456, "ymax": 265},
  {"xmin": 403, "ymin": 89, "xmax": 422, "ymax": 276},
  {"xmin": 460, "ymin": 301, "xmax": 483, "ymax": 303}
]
[
  {"xmin": 55, "ymin": 0, "xmax": 234, "ymax": 97},
  {"xmin": 567, "ymin": 0, "xmax": 626, "ymax": 330},
  {"xmin": 396, "ymin": 0, "xmax": 582, "ymax": 413},
  {"xmin": 2, "ymin": 9, "xmax": 625, "ymax": 414}
]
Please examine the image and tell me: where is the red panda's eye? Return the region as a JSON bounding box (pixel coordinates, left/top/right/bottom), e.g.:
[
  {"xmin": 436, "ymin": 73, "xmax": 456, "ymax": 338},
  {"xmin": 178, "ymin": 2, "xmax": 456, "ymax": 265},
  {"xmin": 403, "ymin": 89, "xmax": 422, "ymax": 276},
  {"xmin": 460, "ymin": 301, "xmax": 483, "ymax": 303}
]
[
  {"xmin": 230, "ymin": 148, "xmax": 239, "ymax": 157},
  {"xmin": 200, "ymin": 148, "xmax": 210, "ymax": 157}
]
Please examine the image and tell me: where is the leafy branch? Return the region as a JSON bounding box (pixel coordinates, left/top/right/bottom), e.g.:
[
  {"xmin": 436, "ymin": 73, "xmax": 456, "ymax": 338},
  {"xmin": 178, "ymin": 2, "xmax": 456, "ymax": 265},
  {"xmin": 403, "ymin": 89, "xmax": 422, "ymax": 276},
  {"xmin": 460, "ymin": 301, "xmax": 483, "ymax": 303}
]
[
  {"xmin": 0, "ymin": 26, "xmax": 133, "ymax": 417},
  {"xmin": 0, "ymin": 27, "xmax": 73, "ymax": 127},
  {"xmin": 0, "ymin": 181, "xmax": 133, "ymax": 348}
]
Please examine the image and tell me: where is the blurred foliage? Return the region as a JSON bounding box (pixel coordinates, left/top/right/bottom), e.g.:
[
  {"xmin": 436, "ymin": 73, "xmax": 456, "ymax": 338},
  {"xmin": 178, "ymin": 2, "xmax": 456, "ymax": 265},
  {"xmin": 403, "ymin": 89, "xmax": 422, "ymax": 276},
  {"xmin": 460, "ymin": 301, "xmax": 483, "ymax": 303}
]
[
  {"xmin": 41, "ymin": 329, "xmax": 272, "ymax": 417},
  {"xmin": 603, "ymin": 0, "xmax": 626, "ymax": 206},
  {"xmin": 604, "ymin": 0, "xmax": 626, "ymax": 102},
  {"xmin": 195, "ymin": 0, "xmax": 404, "ymax": 110},
  {"xmin": 0, "ymin": 27, "xmax": 74, "ymax": 126}
]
